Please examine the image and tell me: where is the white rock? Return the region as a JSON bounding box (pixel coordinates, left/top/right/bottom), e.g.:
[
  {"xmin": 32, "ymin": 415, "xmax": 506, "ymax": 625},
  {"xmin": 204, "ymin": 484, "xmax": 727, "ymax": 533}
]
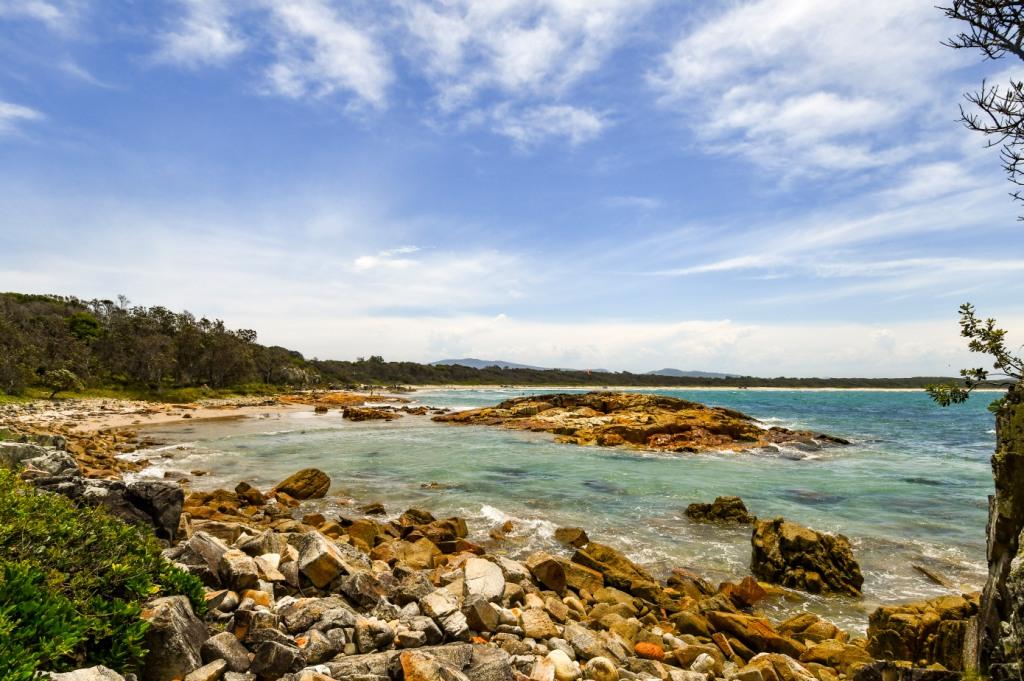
[
  {"xmin": 464, "ymin": 557, "xmax": 506, "ymax": 602},
  {"xmin": 547, "ymin": 649, "xmax": 581, "ymax": 681}
]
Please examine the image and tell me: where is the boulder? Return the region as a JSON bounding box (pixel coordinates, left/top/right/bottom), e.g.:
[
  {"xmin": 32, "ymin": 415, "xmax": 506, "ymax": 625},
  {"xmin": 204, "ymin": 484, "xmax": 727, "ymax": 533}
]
[
  {"xmin": 571, "ymin": 542, "xmax": 661, "ymax": 602},
  {"xmin": 521, "ymin": 608, "xmax": 559, "ymax": 640},
  {"xmin": 464, "ymin": 557, "xmax": 505, "ymax": 602},
  {"xmin": 866, "ymin": 593, "xmax": 979, "ymax": 670},
  {"xmin": 736, "ymin": 653, "xmax": 817, "ymax": 681},
  {"xmin": 554, "ymin": 527, "xmax": 590, "ymax": 548},
  {"xmin": 218, "ymin": 549, "xmax": 260, "ymax": 592},
  {"xmin": 526, "ymin": 552, "xmax": 567, "ymax": 593},
  {"xmin": 705, "ymin": 611, "xmax": 805, "ymax": 658},
  {"xmin": 272, "ymin": 468, "xmax": 331, "ymax": 500},
  {"xmin": 140, "ymin": 596, "xmax": 208, "ymax": 681},
  {"xmin": 201, "ymin": 631, "xmax": 251, "ymax": 672},
  {"xmin": 400, "ymin": 650, "xmax": 471, "ymax": 681},
  {"xmin": 183, "ymin": 660, "xmax": 228, "ymax": 681},
  {"xmin": 296, "ymin": 531, "xmax": 367, "ymax": 588},
  {"xmin": 750, "ymin": 517, "xmax": 863, "ymax": 596},
  {"xmin": 126, "ymin": 480, "xmax": 185, "ymax": 540},
  {"xmin": 45, "ymin": 668, "xmax": 125, "ymax": 681},
  {"xmin": 800, "ymin": 640, "xmax": 874, "ymax": 676},
  {"xmin": 685, "ymin": 496, "xmax": 755, "ymax": 524},
  {"xmin": 249, "ymin": 641, "xmax": 303, "ymax": 680}
]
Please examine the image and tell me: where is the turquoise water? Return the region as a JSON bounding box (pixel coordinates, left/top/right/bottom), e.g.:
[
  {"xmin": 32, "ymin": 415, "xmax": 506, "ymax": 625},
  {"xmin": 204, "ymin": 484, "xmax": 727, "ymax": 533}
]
[{"xmin": 135, "ymin": 388, "xmax": 997, "ymax": 633}]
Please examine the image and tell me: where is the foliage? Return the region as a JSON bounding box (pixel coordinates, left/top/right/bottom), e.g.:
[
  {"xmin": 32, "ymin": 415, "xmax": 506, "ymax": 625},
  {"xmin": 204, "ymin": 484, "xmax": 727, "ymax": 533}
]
[
  {"xmin": 941, "ymin": 1, "xmax": 1024, "ymax": 217},
  {"xmin": 0, "ymin": 467, "xmax": 205, "ymax": 674},
  {"xmin": 927, "ymin": 303, "xmax": 1023, "ymax": 410},
  {"xmin": 0, "ymin": 291, "xmax": 989, "ymax": 393},
  {"xmin": 0, "ymin": 562, "xmax": 85, "ymax": 681},
  {"xmin": 43, "ymin": 368, "xmax": 84, "ymax": 399}
]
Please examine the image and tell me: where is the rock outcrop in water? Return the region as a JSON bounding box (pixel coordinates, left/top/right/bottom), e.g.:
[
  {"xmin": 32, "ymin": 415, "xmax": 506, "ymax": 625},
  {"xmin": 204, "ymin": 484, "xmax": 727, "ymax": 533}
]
[
  {"xmin": 973, "ymin": 384, "xmax": 1024, "ymax": 677},
  {"xmin": 750, "ymin": 518, "xmax": 864, "ymax": 597},
  {"xmin": 433, "ymin": 392, "xmax": 849, "ymax": 455},
  {"xmin": 685, "ymin": 496, "xmax": 756, "ymax": 524},
  {"xmin": 867, "ymin": 593, "xmax": 979, "ymax": 671}
]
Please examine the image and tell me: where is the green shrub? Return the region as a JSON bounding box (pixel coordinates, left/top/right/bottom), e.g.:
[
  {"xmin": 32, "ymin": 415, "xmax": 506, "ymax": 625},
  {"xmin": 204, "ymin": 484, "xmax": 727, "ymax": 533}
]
[{"xmin": 0, "ymin": 468, "xmax": 205, "ymax": 674}]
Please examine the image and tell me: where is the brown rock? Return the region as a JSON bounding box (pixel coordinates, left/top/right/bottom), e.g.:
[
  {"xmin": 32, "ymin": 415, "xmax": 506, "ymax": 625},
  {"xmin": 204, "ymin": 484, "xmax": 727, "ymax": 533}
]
[
  {"xmin": 751, "ymin": 518, "xmax": 863, "ymax": 596},
  {"xmin": 706, "ymin": 611, "xmax": 806, "ymax": 659},
  {"xmin": 273, "ymin": 468, "xmax": 331, "ymax": 500},
  {"xmin": 526, "ymin": 552, "xmax": 567, "ymax": 593},
  {"xmin": 686, "ymin": 496, "xmax": 756, "ymax": 524}
]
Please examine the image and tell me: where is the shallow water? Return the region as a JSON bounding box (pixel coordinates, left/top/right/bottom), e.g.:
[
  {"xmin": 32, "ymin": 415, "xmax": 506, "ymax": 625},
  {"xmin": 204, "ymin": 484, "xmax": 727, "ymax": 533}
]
[{"xmin": 134, "ymin": 388, "xmax": 996, "ymax": 634}]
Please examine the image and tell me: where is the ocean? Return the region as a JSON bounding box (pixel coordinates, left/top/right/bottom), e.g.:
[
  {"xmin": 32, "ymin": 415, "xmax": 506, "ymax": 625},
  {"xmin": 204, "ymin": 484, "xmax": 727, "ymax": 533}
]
[{"xmin": 132, "ymin": 388, "xmax": 997, "ymax": 633}]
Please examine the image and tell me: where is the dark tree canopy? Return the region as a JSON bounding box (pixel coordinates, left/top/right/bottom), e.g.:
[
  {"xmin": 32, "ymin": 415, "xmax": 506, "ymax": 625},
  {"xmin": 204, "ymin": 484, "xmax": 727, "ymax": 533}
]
[{"xmin": 942, "ymin": 1, "xmax": 1024, "ymax": 215}]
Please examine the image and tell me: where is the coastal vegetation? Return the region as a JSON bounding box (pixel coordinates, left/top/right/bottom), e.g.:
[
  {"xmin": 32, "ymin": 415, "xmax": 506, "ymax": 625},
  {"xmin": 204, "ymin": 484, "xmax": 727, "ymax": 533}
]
[
  {"xmin": 0, "ymin": 292, "xmax": 978, "ymax": 398},
  {"xmin": 0, "ymin": 467, "xmax": 204, "ymax": 677}
]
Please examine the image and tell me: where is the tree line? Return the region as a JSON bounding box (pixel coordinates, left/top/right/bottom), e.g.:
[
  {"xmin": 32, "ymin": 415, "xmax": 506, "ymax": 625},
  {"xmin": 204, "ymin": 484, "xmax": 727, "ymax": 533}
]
[{"xmin": 0, "ymin": 292, "xmax": 980, "ymax": 396}]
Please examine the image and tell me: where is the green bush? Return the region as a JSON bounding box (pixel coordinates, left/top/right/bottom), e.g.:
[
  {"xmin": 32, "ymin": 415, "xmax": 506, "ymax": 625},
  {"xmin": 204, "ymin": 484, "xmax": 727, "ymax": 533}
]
[{"xmin": 0, "ymin": 468, "xmax": 205, "ymax": 675}]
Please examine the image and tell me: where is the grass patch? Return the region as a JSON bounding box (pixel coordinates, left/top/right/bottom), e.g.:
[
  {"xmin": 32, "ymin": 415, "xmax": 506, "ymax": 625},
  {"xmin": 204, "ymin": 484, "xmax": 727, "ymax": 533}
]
[{"xmin": 0, "ymin": 467, "xmax": 205, "ymax": 677}]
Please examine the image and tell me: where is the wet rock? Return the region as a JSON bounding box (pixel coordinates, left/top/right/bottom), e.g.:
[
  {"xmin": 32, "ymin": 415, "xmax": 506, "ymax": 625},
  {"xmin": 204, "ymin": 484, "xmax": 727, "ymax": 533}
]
[
  {"xmin": 526, "ymin": 552, "xmax": 567, "ymax": 593},
  {"xmin": 685, "ymin": 496, "xmax": 756, "ymax": 524},
  {"xmin": 554, "ymin": 527, "xmax": 590, "ymax": 548},
  {"xmin": 201, "ymin": 631, "xmax": 251, "ymax": 672},
  {"xmin": 750, "ymin": 517, "xmax": 864, "ymax": 596},
  {"xmin": 140, "ymin": 596, "xmax": 208, "ymax": 681},
  {"xmin": 272, "ymin": 468, "xmax": 331, "ymax": 500},
  {"xmin": 344, "ymin": 406, "xmax": 400, "ymax": 421}
]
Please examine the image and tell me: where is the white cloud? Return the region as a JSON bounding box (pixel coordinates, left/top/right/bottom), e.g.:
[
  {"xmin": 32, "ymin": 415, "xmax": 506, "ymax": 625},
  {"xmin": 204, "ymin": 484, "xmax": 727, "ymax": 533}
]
[
  {"xmin": 0, "ymin": 100, "xmax": 42, "ymax": 135},
  {"xmin": 0, "ymin": 0, "xmax": 75, "ymax": 30},
  {"xmin": 263, "ymin": 0, "xmax": 392, "ymax": 107},
  {"xmin": 492, "ymin": 103, "xmax": 607, "ymax": 146},
  {"xmin": 157, "ymin": 0, "xmax": 246, "ymax": 67},
  {"xmin": 650, "ymin": 0, "xmax": 962, "ymax": 175},
  {"xmin": 399, "ymin": 0, "xmax": 657, "ymax": 111},
  {"xmin": 156, "ymin": 0, "xmax": 392, "ymax": 108}
]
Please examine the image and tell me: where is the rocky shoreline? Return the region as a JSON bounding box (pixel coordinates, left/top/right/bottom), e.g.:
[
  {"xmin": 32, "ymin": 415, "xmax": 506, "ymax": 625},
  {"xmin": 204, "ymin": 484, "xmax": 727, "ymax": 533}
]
[
  {"xmin": 0, "ymin": 391, "xmax": 999, "ymax": 681},
  {"xmin": 433, "ymin": 393, "xmax": 849, "ymax": 455}
]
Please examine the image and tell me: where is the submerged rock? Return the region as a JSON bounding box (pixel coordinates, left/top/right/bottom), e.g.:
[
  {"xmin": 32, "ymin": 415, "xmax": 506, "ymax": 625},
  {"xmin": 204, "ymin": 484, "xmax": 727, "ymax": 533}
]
[
  {"xmin": 685, "ymin": 495, "xmax": 756, "ymax": 524},
  {"xmin": 751, "ymin": 517, "xmax": 863, "ymax": 596},
  {"xmin": 433, "ymin": 391, "xmax": 849, "ymax": 455}
]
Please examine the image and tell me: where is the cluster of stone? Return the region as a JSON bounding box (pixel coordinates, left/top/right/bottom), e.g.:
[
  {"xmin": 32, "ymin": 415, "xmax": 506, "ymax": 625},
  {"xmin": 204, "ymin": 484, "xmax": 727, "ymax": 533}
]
[{"xmin": 35, "ymin": 467, "xmax": 896, "ymax": 681}]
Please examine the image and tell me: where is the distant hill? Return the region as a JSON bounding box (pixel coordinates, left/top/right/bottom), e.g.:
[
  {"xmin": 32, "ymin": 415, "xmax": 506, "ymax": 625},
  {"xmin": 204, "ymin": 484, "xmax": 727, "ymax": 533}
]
[
  {"xmin": 431, "ymin": 358, "xmax": 547, "ymax": 370},
  {"xmin": 646, "ymin": 368, "xmax": 735, "ymax": 379}
]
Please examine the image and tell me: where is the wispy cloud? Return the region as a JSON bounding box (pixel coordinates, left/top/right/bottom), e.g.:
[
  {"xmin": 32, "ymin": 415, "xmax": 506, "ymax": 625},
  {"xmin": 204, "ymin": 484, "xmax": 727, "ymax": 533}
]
[
  {"xmin": 649, "ymin": 0, "xmax": 962, "ymax": 177},
  {"xmin": 0, "ymin": 100, "xmax": 42, "ymax": 135},
  {"xmin": 262, "ymin": 0, "xmax": 392, "ymax": 108},
  {"xmin": 0, "ymin": 0, "xmax": 76, "ymax": 31},
  {"xmin": 156, "ymin": 0, "xmax": 246, "ymax": 67},
  {"xmin": 492, "ymin": 103, "xmax": 607, "ymax": 147}
]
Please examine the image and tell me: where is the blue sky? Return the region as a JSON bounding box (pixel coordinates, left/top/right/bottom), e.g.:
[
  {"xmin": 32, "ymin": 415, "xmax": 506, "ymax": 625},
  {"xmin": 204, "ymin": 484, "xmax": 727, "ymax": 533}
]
[{"xmin": 1, "ymin": 0, "xmax": 1022, "ymax": 376}]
